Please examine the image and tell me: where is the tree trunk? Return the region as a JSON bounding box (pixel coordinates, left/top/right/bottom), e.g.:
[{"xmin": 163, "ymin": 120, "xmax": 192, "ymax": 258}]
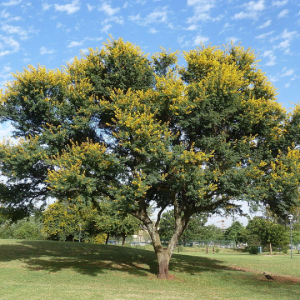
[
  {"xmin": 122, "ymin": 235, "xmax": 126, "ymax": 246},
  {"xmin": 133, "ymin": 199, "xmax": 190, "ymax": 279},
  {"xmin": 269, "ymin": 242, "xmax": 272, "ymax": 254},
  {"xmin": 141, "ymin": 216, "xmax": 173, "ymax": 279},
  {"xmin": 156, "ymin": 248, "xmax": 171, "ymax": 279},
  {"xmin": 105, "ymin": 234, "xmax": 109, "ymax": 245}
]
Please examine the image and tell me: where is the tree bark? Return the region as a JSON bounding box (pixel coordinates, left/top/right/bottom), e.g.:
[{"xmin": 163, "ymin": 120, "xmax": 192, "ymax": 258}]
[
  {"xmin": 269, "ymin": 242, "xmax": 272, "ymax": 254},
  {"xmin": 156, "ymin": 248, "xmax": 171, "ymax": 279},
  {"xmin": 145, "ymin": 220, "xmax": 172, "ymax": 279},
  {"xmin": 122, "ymin": 234, "xmax": 126, "ymax": 246},
  {"xmin": 105, "ymin": 234, "xmax": 109, "ymax": 245},
  {"xmin": 133, "ymin": 198, "xmax": 190, "ymax": 279}
]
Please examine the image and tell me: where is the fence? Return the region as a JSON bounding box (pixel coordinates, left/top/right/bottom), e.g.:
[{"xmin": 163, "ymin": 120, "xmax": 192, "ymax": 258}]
[{"xmin": 180, "ymin": 240, "xmax": 236, "ymax": 248}]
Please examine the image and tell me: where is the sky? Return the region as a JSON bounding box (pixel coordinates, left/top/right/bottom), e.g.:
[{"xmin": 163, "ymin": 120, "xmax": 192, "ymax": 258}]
[{"xmin": 0, "ymin": 0, "xmax": 299, "ymax": 227}]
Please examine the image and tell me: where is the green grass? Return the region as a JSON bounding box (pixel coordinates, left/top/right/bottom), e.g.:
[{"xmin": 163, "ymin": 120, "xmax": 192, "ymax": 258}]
[{"xmin": 0, "ymin": 240, "xmax": 300, "ymax": 300}]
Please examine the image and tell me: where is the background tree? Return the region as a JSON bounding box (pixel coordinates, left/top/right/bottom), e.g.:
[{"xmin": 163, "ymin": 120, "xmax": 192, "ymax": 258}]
[
  {"xmin": 0, "ymin": 214, "xmax": 45, "ymax": 240},
  {"xmin": 245, "ymin": 217, "xmax": 289, "ymax": 253},
  {"xmin": 42, "ymin": 202, "xmax": 99, "ymax": 242},
  {"xmin": 1, "ymin": 38, "xmax": 300, "ymax": 278},
  {"xmin": 199, "ymin": 225, "xmax": 224, "ymax": 241},
  {"xmin": 95, "ymin": 201, "xmax": 142, "ymax": 245},
  {"xmin": 224, "ymin": 221, "xmax": 246, "ymax": 247}
]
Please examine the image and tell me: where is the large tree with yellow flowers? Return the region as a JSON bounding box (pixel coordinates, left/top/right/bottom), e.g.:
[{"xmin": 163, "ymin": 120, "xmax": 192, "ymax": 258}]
[{"xmin": 1, "ymin": 38, "xmax": 300, "ymax": 279}]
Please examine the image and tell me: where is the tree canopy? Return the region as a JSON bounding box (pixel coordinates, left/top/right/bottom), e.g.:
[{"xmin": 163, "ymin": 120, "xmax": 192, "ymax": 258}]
[
  {"xmin": 245, "ymin": 217, "xmax": 289, "ymax": 253},
  {"xmin": 1, "ymin": 38, "xmax": 300, "ymax": 278},
  {"xmin": 224, "ymin": 221, "xmax": 246, "ymax": 246}
]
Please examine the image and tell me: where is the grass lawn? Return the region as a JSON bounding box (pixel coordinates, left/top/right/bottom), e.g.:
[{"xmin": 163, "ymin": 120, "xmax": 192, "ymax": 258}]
[{"xmin": 0, "ymin": 239, "xmax": 300, "ymax": 300}]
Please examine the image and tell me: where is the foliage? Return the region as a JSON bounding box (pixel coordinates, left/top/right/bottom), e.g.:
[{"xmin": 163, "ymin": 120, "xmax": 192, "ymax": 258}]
[
  {"xmin": 1, "ymin": 37, "xmax": 300, "ymax": 278},
  {"xmin": 245, "ymin": 217, "xmax": 289, "ymax": 251},
  {"xmin": 95, "ymin": 201, "xmax": 142, "ymax": 244},
  {"xmin": 247, "ymin": 245, "xmax": 260, "ymax": 255},
  {"xmin": 224, "ymin": 221, "xmax": 246, "ymax": 245},
  {"xmin": 198, "ymin": 225, "xmax": 225, "ymax": 241},
  {"xmin": 159, "ymin": 210, "xmax": 207, "ymax": 242},
  {"xmin": 42, "ymin": 202, "xmax": 99, "ymax": 242},
  {"xmin": 0, "ymin": 216, "xmax": 45, "ymax": 240}
]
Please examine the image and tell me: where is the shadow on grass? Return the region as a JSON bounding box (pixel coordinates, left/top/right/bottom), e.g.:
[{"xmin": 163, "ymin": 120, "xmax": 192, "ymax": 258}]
[
  {"xmin": 0, "ymin": 239, "xmax": 241, "ymax": 278},
  {"xmin": 0, "ymin": 240, "xmax": 298, "ymax": 296}
]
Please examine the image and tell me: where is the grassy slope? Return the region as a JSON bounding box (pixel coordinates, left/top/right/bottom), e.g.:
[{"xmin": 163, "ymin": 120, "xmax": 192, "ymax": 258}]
[{"xmin": 0, "ymin": 239, "xmax": 299, "ymax": 300}]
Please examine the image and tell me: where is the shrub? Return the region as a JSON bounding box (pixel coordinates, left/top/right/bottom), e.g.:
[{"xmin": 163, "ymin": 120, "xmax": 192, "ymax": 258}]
[{"xmin": 247, "ymin": 246, "xmax": 259, "ymax": 254}]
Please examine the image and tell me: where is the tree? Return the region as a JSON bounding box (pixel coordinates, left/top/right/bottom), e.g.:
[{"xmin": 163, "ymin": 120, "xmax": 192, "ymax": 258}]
[
  {"xmin": 224, "ymin": 221, "xmax": 246, "ymax": 246},
  {"xmin": 42, "ymin": 202, "xmax": 99, "ymax": 242},
  {"xmin": 159, "ymin": 210, "xmax": 207, "ymax": 243},
  {"xmin": 95, "ymin": 201, "xmax": 141, "ymax": 245},
  {"xmin": 0, "ymin": 213, "xmax": 45, "ymax": 240},
  {"xmin": 1, "ymin": 38, "xmax": 300, "ymax": 278},
  {"xmin": 199, "ymin": 225, "xmax": 224, "ymax": 241},
  {"xmin": 245, "ymin": 217, "xmax": 289, "ymax": 253}
]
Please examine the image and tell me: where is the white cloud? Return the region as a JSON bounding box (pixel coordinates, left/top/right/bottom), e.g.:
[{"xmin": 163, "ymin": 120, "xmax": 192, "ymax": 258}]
[
  {"xmin": 273, "ymin": 29, "xmax": 297, "ymax": 54},
  {"xmin": 0, "ymin": 35, "xmax": 19, "ymax": 57},
  {"xmin": 269, "ymin": 75, "xmax": 279, "ymax": 82},
  {"xmin": 255, "ymin": 31, "xmax": 274, "ymax": 39},
  {"xmin": 187, "ymin": 0, "xmax": 220, "ymax": 24},
  {"xmin": 262, "ymin": 50, "xmax": 276, "ymax": 66},
  {"xmin": 129, "ymin": 14, "xmax": 141, "ymax": 22},
  {"xmin": 1, "ymin": 0, "xmax": 22, "ymax": 6},
  {"xmin": 145, "ymin": 6, "xmax": 168, "ymax": 24},
  {"xmin": 276, "ymin": 39, "xmax": 290, "ymax": 51},
  {"xmin": 40, "ymin": 46, "xmax": 55, "ymax": 55},
  {"xmin": 281, "ymin": 67, "xmax": 294, "ymax": 77},
  {"xmin": 100, "ymin": 24, "xmax": 112, "ymax": 33},
  {"xmin": 281, "ymin": 29, "xmax": 297, "ymax": 40},
  {"xmin": 0, "ymin": 9, "xmax": 10, "ymax": 18},
  {"xmin": 1, "ymin": 24, "xmax": 29, "ymax": 40},
  {"xmin": 219, "ymin": 22, "xmax": 233, "ymax": 34},
  {"xmin": 278, "ymin": 9, "xmax": 288, "ymax": 18},
  {"xmin": 193, "ymin": 34, "xmax": 209, "ymax": 45},
  {"xmin": 247, "ymin": 0, "xmax": 265, "ymax": 11},
  {"xmin": 226, "ymin": 36, "xmax": 239, "ymax": 44},
  {"xmin": 102, "ymin": 16, "xmax": 124, "ymax": 26},
  {"xmin": 42, "ymin": 3, "xmax": 51, "ymax": 11},
  {"xmin": 272, "ymin": 0, "xmax": 288, "ymax": 6},
  {"xmin": 148, "ymin": 28, "xmax": 158, "ymax": 34},
  {"xmin": 233, "ymin": 0, "xmax": 265, "ymax": 20},
  {"xmin": 80, "ymin": 48, "xmax": 89, "ymax": 55},
  {"xmin": 178, "ymin": 36, "xmax": 191, "ymax": 48},
  {"xmin": 185, "ymin": 24, "xmax": 198, "ymax": 31},
  {"xmin": 54, "ymin": 0, "xmax": 80, "ymax": 15},
  {"xmin": 0, "ymin": 9, "xmax": 20, "ymax": 21},
  {"xmin": 258, "ymin": 20, "xmax": 271, "ymax": 29},
  {"xmin": 0, "ymin": 64, "xmax": 12, "ymax": 87},
  {"xmin": 129, "ymin": 6, "xmax": 170, "ymax": 27},
  {"xmin": 67, "ymin": 41, "xmax": 83, "ymax": 48},
  {"xmin": 86, "ymin": 4, "xmax": 94, "ymax": 12},
  {"xmin": 0, "ymin": 123, "xmax": 14, "ymax": 140},
  {"xmin": 99, "ymin": 3, "xmax": 120, "ymax": 16}
]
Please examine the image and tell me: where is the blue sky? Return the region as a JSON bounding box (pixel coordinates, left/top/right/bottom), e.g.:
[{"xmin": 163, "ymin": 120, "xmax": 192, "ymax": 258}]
[{"xmin": 0, "ymin": 0, "xmax": 299, "ymax": 226}]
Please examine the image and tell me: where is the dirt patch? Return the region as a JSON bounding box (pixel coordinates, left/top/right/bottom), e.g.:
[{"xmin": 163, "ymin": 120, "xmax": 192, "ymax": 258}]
[
  {"xmin": 267, "ymin": 275, "xmax": 300, "ymax": 284},
  {"xmin": 229, "ymin": 265, "xmax": 300, "ymax": 283}
]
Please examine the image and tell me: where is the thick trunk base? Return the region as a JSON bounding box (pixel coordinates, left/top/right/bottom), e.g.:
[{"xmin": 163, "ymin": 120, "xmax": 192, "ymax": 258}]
[{"xmin": 157, "ymin": 250, "xmax": 170, "ymax": 279}]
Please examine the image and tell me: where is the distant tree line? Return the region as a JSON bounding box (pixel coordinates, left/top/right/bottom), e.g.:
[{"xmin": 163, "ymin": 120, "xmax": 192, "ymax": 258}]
[{"xmin": 0, "ymin": 205, "xmax": 297, "ymax": 255}]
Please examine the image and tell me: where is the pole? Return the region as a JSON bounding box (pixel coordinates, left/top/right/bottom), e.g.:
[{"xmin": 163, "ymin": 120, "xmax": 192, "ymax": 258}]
[
  {"xmin": 288, "ymin": 215, "xmax": 293, "ymax": 259},
  {"xmin": 290, "ymin": 220, "xmax": 293, "ymax": 259},
  {"xmin": 79, "ymin": 223, "xmax": 82, "ymax": 243}
]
